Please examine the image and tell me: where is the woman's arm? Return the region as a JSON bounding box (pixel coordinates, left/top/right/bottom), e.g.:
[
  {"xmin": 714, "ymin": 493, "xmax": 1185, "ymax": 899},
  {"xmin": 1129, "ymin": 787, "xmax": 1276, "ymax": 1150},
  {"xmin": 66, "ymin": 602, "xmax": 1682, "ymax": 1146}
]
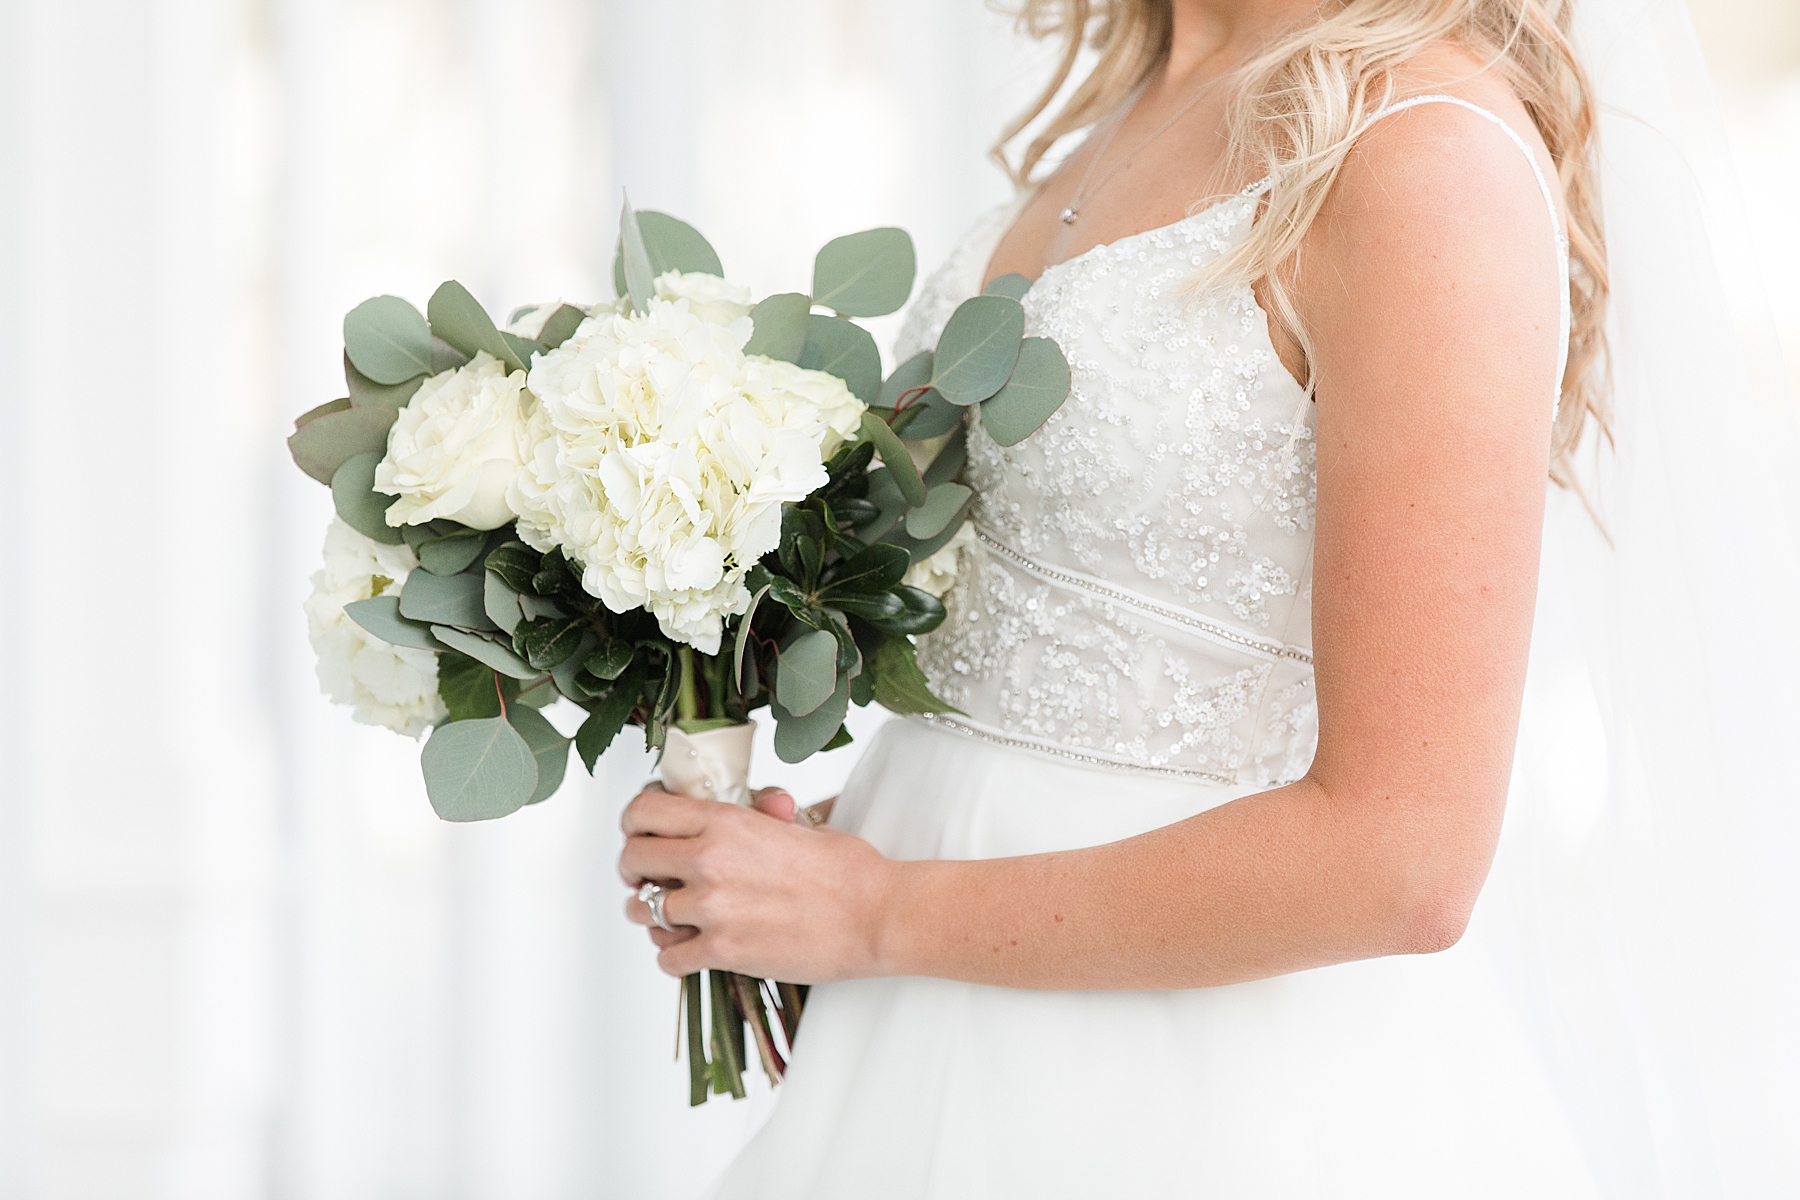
[{"xmin": 621, "ymin": 96, "xmax": 1562, "ymax": 989}]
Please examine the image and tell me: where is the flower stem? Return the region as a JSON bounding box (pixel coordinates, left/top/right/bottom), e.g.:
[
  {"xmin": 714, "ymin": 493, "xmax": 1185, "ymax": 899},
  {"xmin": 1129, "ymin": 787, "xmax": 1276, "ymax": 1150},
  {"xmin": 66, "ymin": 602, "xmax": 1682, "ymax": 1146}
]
[{"xmin": 676, "ymin": 647, "xmax": 700, "ymax": 723}]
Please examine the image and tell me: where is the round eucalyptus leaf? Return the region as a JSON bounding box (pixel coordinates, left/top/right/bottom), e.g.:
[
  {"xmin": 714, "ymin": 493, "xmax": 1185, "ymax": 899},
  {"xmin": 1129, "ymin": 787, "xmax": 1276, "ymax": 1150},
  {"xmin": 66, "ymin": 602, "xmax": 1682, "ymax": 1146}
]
[
  {"xmin": 611, "ymin": 210, "xmax": 725, "ymax": 300},
  {"xmin": 776, "ymin": 629, "xmax": 840, "ymax": 718},
  {"xmin": 535, "ymin": 303, "xmax": 588, "ymax": 351},
  {"xmin": 743, "ymin": 293, "xmax": 812, "ymax": 362},
  {"xmin": 399, "ymin": 570, "xmax": 494, "ymax": 631},
  {"xmin": 922, "ymin": 425, "xmax": 968, "ymax": 488},
  {"xmin": 431, "ymin": 625, "xmax": 535, "ymax": 678},
  {"xmin": 288, "ymin": 405, "xmax": 399, "ymax": 485},
  {"xmin": 878, "ymin": 350, "xmax": 933, "ymax": 408},
  {"xmin": 415, "ymin": 531, "xmax": 487, "ymax": 577},
  {"xmin": 508, "ymin": 706, "xmax": 572, "ymax": 805},
  {"xmin": 931, "ymin": 295, "xmax": 1025, "ymax": 406},
  {"xmin": 294, "ymin": 396, "xmax": 351, "ymax": 432},
  {"xmin": 859, "ymin": 465, "xmax": 908, "ymax": 541},
  {"xmin": 344, "ymin": 352, "xmax": 425, "ymax": 410},
  {"xmin": 905, "ymin": 482, "xmax": 973, "ymax": 540},
  {"xmin": 421, "ymin": 716, "xmax": 539, "ymax": 822},
  {"xmin": 983, "ymin": 273, "xmax": 1033, "ymax": 302},
  {"xmin": 772, "ymin": 678, "xmax": 851, "ymax": 764},
  {"xmin": 858, "ymin": 412, "xmax": 927, "ymax": 507},
  {"xmin": 978, "ymin": 336, "xmax": 1074, "ymax": 447},
  {"xmin": 344, "ymin": 295, "xmax": 432, "ymax": 385},
  {"xmin": 428, "ymin": 280, "xmax": 525, "ymax": 372},
  {"xmin": 896, "ymin": 389, "xmax": 962, "ymax": 442},
  {"xmin": 812, "ymin": 227, "xmax": 916, "ymax": 317},
  {"xmin": 331, "ymin": 452, "xmax": 403, "ymax": 545},
  {"xmin": 430, "ymin": 337, "xmax": 471, "ymax": 374},
  {"xmin": 343, "ymin": 596, "xmax": 448, "ymax": 652},
  {"xmin": 483, "ymin": 571, "xmax": 522, "ymax": 635},
  {"xmin": 799, "ymin": 315, "xmax": 881, "ymax": 403}
]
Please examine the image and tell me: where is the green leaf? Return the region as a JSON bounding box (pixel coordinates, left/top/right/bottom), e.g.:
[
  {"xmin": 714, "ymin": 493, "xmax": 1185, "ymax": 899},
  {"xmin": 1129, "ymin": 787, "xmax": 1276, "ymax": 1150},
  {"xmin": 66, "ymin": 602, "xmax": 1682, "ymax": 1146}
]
[
  {"xmin": 905, "ymin": 482, "xmax": 972, "ymax": 540},
  {"xmin": 519, "ymin": 594, "xmax": 569, "ymax": 623},
  {"xmin": 978, "ymin": 335, "xmax": 1073, "ymax": 447},
  {"xmin": 765, "ymin": 575, "xmax": 808, "ymax": 614},
  {"xmin": 514, "ymin": 617, "xmax": 585, "ymax": 670},
  {"xmin": 421, "ymin": 716, "xmax": 539, "ymax": 822},
  {"xmin": 743, "ymin": 293, "xmax": 812, "ymax": 362},
  {"xmin": 343, "ymin": 596, "xmax": 449, "ymax": 651},
  {"xmin": 295, "ymin": 396, "xmax": 352, "ymax": 431},
  {"xmin": 550, "ymin": 631, "xmax": 600, "ymax": 699},
  {"xmin": 577, "ymin": 668, "xmax": 643, "ymax": 772},
  {"xmin": 859, "ymin": 466, "xmax": 908, "ymax": 541},
  {"xmin": 776, "ymin": 629, "xmax": 839, "ymax": 717},
  {"xmin": 828, "ymin": 592, "xmax": 905, "ymax": 620},
  {"xmin": 431, "ymin": 337, "xmax": 471, "ymax": 373},
  {"xmin": 858, "ymin": 412, "xmax": 926, "ymax": 506},
  {"xmin": 983, "ymin": 272, "xmax": 1033, "ymax": 302},
  {"xmin": 869, "ymin": 633, "xmax": 960, "ymax": 715},
  {"xmin": 811, "ymin": 227, "xmax": 915, "ymax": 317},
  {"xmin": 897, "ymin": 391, "xmax": 962, "ymax": 440},
  {"xmin": 415, "ymin": 530, "xmax": 487, "ymax": 576},
  {"xmin": 484, "ymin": 571, "xmax": 522, "ymax": 635},
  {"xmin": 799, "ymin": 315, "xmax": 881, "ymax": 404},
  {"xmin": 502, "ymin": 331, "xmax": 544, "ymax": 368},
  {"xmin": 428, "ymin": 280, "xmax": 527, "ymax": 373},
  {"xmin": 344, "ymin": 352, "xmax": 425, "ymax": 410},
  {"xmin": 882, "ymin": 491, "xmax": 974, "ymax": 563},
  {"xmin": 484, "ymin": 542, "xmax": 540, "ymax": 593},
  {"xmin": 437, "ymin": 652, "xmax": 505, "ymax": 720},
  {"xmin": 330, "ymin": 452, "xmax": 403, "ymax": 545},
  {"xmin": 864, "ymin": 584, "xmax": 948, "ymax": 635},
  {"xmin": 822, "ymin": 542, "xmax": 909, "ymax": 596},
  {"xmin": 535, "ymin": 303, "xmax": 588, "ymax": 350},
  {"xmin": 399, "ymin": 570, "xmax": 494, "ymax": 631},
  {"xmin": 344, "ymin": 295, "xmax": 432, "ymax": 385},
  {"xmin": 584, "ymin": 641, "xmax": 634, "ymax": 681},
  {"xmin": 931, "ymin": 295, "xmax": 1025, "ymax": 406},
  {"xmin": 821, "ymin": 725, "xmax": 855, "ymax": 751},
  {"xmin": 617, "ymin": 193, "xmax": 656, "ymax": 315},
  {"xmin": 431, "ymin": 625, "xmax": 536, "ymax": 678},
  {"xmin": 772, "ymin": 677, "xmax": 850, "ymax": 763},
  {"xmin": 508, "ymin": 706, "xmax": 571, "ymax": 805},
  {"xmin": 878, "ymin": 350, "xmax": 931, "ymax": 408},
  {"xmin": 287, "ymin": 404, "xmax": 398, "ymax": 485},
  {"xmin": 611, "ymin": 210, "xmax": 724, "ymax": 299},
  {"xmin": 734, "ymin": 583, "xmax": 771, "ymax": 691},
  {"xmin": 923, "ymin": 425, "xmax": 968, "ymax": 488}
]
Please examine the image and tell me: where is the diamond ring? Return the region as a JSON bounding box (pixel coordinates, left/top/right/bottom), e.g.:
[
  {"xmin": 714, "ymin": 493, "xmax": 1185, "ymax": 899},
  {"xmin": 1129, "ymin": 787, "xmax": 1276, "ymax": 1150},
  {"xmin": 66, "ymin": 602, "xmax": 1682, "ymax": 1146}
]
[{"xmin": 638, "ymin": 881, "xmax": 676, "ymax": 932}]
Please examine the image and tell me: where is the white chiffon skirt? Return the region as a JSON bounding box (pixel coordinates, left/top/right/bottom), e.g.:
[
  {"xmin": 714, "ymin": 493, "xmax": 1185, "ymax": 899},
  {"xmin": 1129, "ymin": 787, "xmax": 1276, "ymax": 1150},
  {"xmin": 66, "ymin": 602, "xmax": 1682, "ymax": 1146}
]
[{"xmin": 707, "ymin": 717, "xmax": 1604, "ymax": 1198}]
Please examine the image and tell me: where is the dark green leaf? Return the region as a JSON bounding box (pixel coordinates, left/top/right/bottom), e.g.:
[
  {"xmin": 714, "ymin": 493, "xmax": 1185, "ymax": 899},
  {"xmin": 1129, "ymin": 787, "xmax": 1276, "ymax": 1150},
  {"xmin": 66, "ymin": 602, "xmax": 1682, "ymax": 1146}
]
[
  {"xmin": 515, "ymin": 617, "xmax": 586, "ymax": 670},
  {"xmin": 484, "ymin": 571, "xmax": 522, "ymax": 634},
  {"xmin": 421, "ymin": 716, "xmax": 538, "ymax": 822},
  {"xmin": 798, "ymin": 315, "xmax": 881, "ymax": 403},
  {"xmin": 766, "ymin": 575, "xmax": 808, "ymax": 614},
  {"xmin": 812, "ymin": 227, "xmax": 915, "ymax": 317},
  {"xmin": 484, "ymin": 542, "xmax": 540, "ymax": 593},
  {"xmin": 833, "ymin": 497, "xmax": 879, "ymax": 524},
  {"xmin": 828, "ymin": 592, "xmax": 905, "ymax": 620},
  {"xmin": 330, "ymin": 452, "xmax": 403, "ymax": 545},
  {"xmin": 344, "ymin": 295, "xmax": 432, "ymax": 385},
  {"xmin": 617, "ymin": 194, "xmax": 656, "ymax": 314},
  {"xmin": 798, "ymin": 535, "xmax": 822, "ymax": 588},
  {"xmin": 415, "ymin": 530, "xmax": 487, "ymax": 576},
  {"xmin": 978, "ymin": 335, "xmax": 1073, "ymax": 447},
  {"xmin": 743, "ymin": 293, "xmax": 811, "ymax": 362},
  {"xmin": 535, "ymin": 303, "xmax": 588, "ymax": 350},
  {"xmin": 287, "ymin": 405, "xmax": 398, "ymax": 485},
  {"xmin": 849, "ymin": 667, "xmax": 874, "ymax": 707},
  {"xmin": 869, "ymin": 633, "xmax": 960, "ymax": 715},
  {"xmin": 577, "ymin": 668, "xmax": 644, "ymax": 772},
  {"xmin": 822, "ymin": 542, "xmax": 909, "ymax": 596},
  {"xmin": 611, "ymin": 210, "xmax": 724, "ymax": 299},
  {"xmin": 821, "ymin": 725, "xmax": 855, "ymax": 751},
  {"xmin": 532, "ymin": 548, "xmax": 578, "ymax": 596},
  {"xmin": 772, "ymin": 677, "xmax": 850, "ymax": 763},
  {"xmin": 551, "ymin": 632, "xmax": 600, "ymax": 699},
  {"xmin": 431, "ymin": 625, "xmax": 536, "ymax": 678},
  {"xmin": 399, "ymin": 570, "xmax": 493, "ymax": 631},
  {"xmin": 584, "ymin": 641, "xmax": 634, "ymax": 681},
  {"xmin": 864, "ymin": 585, "xmax": 948, "ymax": 635},
  {"xmin": 437, "ymin": 652, "xmax": 505, "ymax": 720},
  {"xmin": 825, "ymin": 439, "xmax": 875, "ymax": 485},
  {"xmin": 428, "ymin": 280, "xmax": 527, "ymax": 373},
  {"xmin": 508, "ymin": 706, "xmax": 571, "ymax": 805},
  {"xmin": 775, "ymin": 629, "xmax": 838, "ymax": 717},
  {"xmin": 983, "ymin": 272, "xmax": 1033, "ymax": 302},
  {"xmin": 343, "ymin": 596, "xmax": 449, "ymax": 651},
  {"xmin": 905, "ymin": 482, "xmax": 972, "ymax": 540},
  {"xmin": 858, "ymin": 412, "xmax": 926, "ymax": 506},
  {"xmin": 344, "ymin": 352, "xmax": 425, "ymax": 410},
  {"xmin": 931, "ymin": 295, "xmax": 1025, "ymax": 405}
]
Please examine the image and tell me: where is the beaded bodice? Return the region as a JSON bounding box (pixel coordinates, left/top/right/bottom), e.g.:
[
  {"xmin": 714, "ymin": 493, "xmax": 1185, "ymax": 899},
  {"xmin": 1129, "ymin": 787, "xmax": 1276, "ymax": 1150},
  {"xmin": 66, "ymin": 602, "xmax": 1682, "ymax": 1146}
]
[{"xmin": 898, "ymin": 187, "xmax": 1320, "ymax": 786}]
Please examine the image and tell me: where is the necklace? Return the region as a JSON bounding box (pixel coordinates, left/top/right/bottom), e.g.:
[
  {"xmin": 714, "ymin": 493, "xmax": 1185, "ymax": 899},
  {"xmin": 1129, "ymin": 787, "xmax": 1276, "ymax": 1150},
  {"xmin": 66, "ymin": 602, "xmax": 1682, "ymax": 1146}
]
[{"xmin": 1058, "ymin": 75, "xmax": 1221, "ymax": 225}]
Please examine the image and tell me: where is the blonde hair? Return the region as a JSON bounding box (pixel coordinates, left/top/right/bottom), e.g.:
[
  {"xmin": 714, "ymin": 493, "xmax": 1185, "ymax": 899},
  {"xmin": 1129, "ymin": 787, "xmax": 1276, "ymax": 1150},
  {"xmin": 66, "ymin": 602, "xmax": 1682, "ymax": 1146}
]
[{"xmin": 993, "ymin": 0, "xmax": 1608, "ymax": 489}]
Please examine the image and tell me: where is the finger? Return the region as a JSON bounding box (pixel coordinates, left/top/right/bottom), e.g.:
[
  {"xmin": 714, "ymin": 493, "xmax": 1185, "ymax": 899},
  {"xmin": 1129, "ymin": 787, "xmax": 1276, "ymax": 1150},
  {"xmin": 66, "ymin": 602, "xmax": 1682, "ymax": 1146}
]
[
  {"xmin": 658, "ymin": 935, "xmax": 713, "ymax": 978},
  {"xmin": 618, "ymin": 832, "xmax": 700, "ymax": 887},
  {"xmin": 750, "ymin": 788, "xmax": 797, "ymax": 823},
  {"xmin": 622, "ymin": 887, "xmax": 697, "ymax": 932},
  {"xmin": 620, "ymin": 787, "xmax": 719, "ymax": 838},
  {"xmin": 647, "ymin": 924, "xmax": 697, "ymax": 949}
]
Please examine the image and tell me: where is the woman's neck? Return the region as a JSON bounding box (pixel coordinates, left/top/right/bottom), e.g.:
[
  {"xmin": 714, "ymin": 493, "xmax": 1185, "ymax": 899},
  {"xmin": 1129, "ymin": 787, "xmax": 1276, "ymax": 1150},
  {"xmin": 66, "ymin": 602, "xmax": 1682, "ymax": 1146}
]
[{"xmin": 1165, "ymin": 0, "xmax": 1327, "ymax": 84}]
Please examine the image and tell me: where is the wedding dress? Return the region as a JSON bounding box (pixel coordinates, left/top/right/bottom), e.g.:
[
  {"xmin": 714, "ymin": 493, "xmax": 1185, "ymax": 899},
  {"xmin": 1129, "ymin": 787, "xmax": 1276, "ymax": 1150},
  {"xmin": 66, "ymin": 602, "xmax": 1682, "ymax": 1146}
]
[{"xmin": 707, "ymin": 1, "xmax": 1800, "ymax": 1193}]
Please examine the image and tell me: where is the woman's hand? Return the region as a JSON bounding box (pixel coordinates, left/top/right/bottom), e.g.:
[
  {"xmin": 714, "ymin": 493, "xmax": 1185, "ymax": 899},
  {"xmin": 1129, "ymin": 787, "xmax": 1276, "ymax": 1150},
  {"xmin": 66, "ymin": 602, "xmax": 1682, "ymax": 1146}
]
[{"xmin": 619, "ymin": 786, "xmax": 890, "ymax": 982}]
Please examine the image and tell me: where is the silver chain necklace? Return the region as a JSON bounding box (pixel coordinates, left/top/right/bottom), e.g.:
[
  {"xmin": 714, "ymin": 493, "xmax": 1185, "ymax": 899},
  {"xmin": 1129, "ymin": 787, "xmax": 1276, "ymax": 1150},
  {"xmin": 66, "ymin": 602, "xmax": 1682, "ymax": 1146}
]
[{"xmin": 1058, "ymin": 75, "xmax": 1222, "ymax": 225}]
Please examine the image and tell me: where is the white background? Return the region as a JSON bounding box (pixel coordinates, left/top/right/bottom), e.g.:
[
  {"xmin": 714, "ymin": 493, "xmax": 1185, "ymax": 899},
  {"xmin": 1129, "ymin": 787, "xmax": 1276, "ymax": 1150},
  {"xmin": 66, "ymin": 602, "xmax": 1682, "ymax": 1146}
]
[{"xmin": 0, "ymin": 1, "xmax": 1792, "ymax": 1197}]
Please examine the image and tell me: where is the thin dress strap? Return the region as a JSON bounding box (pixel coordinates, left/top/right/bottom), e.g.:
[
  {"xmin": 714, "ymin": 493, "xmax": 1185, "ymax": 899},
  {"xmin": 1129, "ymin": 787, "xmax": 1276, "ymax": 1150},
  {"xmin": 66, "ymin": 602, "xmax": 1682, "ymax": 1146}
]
[{"xmin": 1361, "ymin": 94, "xmax": 1572, "ymax": 416}]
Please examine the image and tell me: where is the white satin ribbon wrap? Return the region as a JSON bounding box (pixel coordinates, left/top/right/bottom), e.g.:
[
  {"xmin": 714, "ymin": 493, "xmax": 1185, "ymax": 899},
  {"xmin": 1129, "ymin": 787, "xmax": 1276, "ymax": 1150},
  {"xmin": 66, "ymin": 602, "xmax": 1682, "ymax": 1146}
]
[{"xmin": 660, "ymin": 723, "xmax": 756, "ymax": 807}]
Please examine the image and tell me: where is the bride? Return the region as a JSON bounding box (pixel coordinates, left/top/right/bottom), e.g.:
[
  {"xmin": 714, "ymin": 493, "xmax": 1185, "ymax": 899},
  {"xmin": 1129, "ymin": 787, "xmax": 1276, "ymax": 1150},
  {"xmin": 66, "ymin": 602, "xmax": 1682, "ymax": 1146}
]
[{"xmin": 621, "ymin": 0, "xmax": 1800, "ymax": 1195}]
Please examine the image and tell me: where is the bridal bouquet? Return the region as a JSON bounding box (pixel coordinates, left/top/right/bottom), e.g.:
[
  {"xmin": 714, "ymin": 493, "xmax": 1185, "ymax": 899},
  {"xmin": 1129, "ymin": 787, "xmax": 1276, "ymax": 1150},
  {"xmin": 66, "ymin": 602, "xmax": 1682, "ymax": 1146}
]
[{"xmin": 292, "ymin": 199, "xmax": 1071, "ymax": 1102}]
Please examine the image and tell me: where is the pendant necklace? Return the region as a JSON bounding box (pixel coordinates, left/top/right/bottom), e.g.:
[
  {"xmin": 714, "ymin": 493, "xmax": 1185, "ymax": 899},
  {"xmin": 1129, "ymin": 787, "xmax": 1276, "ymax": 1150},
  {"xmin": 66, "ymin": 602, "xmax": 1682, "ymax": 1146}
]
[{"xmin": 1058, "ymin": 75, "xmax": 1222, "ymax": 226}]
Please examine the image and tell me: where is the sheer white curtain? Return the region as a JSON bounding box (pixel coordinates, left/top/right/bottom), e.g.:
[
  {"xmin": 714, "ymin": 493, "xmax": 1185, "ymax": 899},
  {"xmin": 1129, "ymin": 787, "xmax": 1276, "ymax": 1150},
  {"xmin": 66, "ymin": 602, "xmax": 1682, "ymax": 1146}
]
[{"xmin": 0, "ymin": 1, "xmax": 1043, "ymax": 1195}]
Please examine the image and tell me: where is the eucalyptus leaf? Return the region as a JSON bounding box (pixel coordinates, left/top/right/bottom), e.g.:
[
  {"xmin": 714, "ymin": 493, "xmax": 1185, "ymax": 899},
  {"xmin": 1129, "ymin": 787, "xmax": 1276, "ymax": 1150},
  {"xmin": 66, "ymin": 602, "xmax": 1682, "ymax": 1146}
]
[
  {"xmin": 869, "ymin": 633, "xmax": 960, "ymax": 715},
  {"xmin": 983, "ymin": 272, "xmax": 1033, "ymax": 302},
  {"xmin": 577, "ymin": 668, "xmax": 643, "ymax": 772},
  {"xmin": 811, "ymin": 227, "xmax": 915, "ymax": 317},
  {"xmin": 484, "ymin": 571, "xmax": 522, "ymax": 635},
  {"xmin": 535, "ymin": 303, "xmax": 588, "ymax": 351},
  {"xmin": 508, "ymin": 706, "xmax": 571, "ymax": 805},
  {"xmin": 288, "ymin": 405, "xmax": 398, "ymax": 485},
  {"xmin": 734, "ymin": 584, "xmax": 770, "ymax": 691},
  {"xmin": 776, "ymin": 629, "xmax": 839, "ymax": 718},
  {"xmin": 344, "ymin": 295, "xmax": 432, "ymax": 384},
  {"xmin": 345, "ymin": 352, "xmax": 426, "ymax": 410},
  {"xmin": 905, "ymin": 482, "xmax": 972, "ymax": 540},
  {"xmin": 501, "ymin": 331, "xmax": 544, "ymax": 370},
  {"xmin": 430, "ymin": 337, "xmax": 471, "ymax": 373},
  {"xmin": 416, "ymin": 531, "xmax": 487, "ymax": 576},
  {"xmin": 923, "ymin": 425, "xmax": 968, "ymax": 488},
  {"xmin": 617, "ymin": 194, "xmax": 656, "ymax": 314},
  {"xmin": 878, "ymin": 350, "xmax": 932, "ymax": 406},
  {"xmin": 931, "ymin": 295, "xmax": 1025, "ymax": 406},
  {"xmin": 330, "ymin": 453, "xmax": 403, "ymax": 545},
  {"xmin": 881, "ymin": 492, "xmax": 975, "ymax": 561},
  {"xmin": 399, "ymin": 570, "xmax": 494, "ymax": 631},
  {"xmin": 772, "ymin": 678, "xmax": 850, "ymax": 763},
  {"xmin": 431, "ymin": 625, "xmax": 536, "ymax": 678},
  {"xmin": 421, "ymin": 716, "xmax": 539, "ymax": 822},
  {"xmin": 611, "ymin": 210, "xmax": 724, "ymax": 299},
  {"xmin": 428, "ymin": 280, "xmax": 526, "ymax": 372},
  {"xmin": 517, "ymin": 594, "xmax": 567, "ymax": 622},
  {"xmin": 858, "ymin": 412, "xmax": 927, "ymax": 506},
  {"xmin": 294, "ymin": 396, "xmax": 352, "ymax": 431},
  {"xmin": 978, "ymin": 335, "xmax": 1073, "ymax": 447},
  {"xmin": 743, "ymin": 293, "xmax": 811, "ymax": 362},
  {"xmin": 863, "ymin": 584, "xmax": 948, "ymax": 636},
  {"xmin": 343, "ymin": 596, "xmax": 449, "ymax": 652},
  {"xmin": 859, "ymin": 466, "xmax": 908, "ymax": 541},
  {"xmin": 799, "ymin": 316, "xmax": 881, "ymax": 403},
  {"xmin": 896, "ymin": 388, "xmax": 961, "ymax": 440}
]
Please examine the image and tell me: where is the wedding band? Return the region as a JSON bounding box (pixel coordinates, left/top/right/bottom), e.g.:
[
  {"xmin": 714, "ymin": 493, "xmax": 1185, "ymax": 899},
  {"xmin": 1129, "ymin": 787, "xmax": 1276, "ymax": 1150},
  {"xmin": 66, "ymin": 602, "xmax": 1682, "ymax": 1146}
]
[
  {"xmin": 801, "ymin": 804, "xmax": 826, "ymax": 828},
  {"xmin": 638, "ymin": 881, "xmax": 676, "ymax": 932}
]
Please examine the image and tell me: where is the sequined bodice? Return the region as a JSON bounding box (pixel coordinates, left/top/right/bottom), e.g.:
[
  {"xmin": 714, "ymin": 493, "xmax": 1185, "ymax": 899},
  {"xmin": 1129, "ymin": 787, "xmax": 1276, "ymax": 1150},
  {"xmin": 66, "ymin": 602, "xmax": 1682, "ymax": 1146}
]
[{"xmin": 898, "ymin": 188, "xmax": 1320, "ymax": 786}]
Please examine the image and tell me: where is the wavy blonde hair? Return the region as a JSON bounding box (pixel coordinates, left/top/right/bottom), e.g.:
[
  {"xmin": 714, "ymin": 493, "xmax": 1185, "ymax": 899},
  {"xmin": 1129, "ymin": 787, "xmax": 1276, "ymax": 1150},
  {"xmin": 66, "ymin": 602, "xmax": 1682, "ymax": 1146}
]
[{"xmin": 993, "ymin": 0, "xmax": 1608, "ymax": 488}]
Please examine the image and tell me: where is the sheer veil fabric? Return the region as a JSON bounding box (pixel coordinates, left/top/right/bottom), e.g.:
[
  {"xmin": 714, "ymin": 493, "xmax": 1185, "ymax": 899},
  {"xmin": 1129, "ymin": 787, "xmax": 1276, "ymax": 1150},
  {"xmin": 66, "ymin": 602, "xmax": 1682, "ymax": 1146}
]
[{"xmin": 1502, "ymin": 0, "xmax": 1800, "ymax": 1192}]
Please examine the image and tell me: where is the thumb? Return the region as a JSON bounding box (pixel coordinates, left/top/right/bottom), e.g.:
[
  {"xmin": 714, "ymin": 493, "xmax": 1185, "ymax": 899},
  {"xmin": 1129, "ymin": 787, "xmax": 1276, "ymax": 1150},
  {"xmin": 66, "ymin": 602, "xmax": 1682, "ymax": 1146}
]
[{"xmin": 749, "ymin": 788, "xmax": 798, "ymax": 823}]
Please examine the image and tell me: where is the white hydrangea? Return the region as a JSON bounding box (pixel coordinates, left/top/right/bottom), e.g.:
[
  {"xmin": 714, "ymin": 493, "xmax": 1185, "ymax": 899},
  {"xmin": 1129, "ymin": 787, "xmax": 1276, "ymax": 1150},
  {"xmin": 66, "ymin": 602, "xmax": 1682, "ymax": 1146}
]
[
  {"xmin": 375, "ymin": 350, "xmax": 532, "ymax": 531},
  {"xmin": 902, "ymin": 521, "xmax": 976, "ymax": 598},
  {"xmin": 653, "ymin": 270, "xmax": 754, "ymax": 327},
  {"xmin": 505, "ymin": 301, "xmax": 563, "ymax": 339},
  {"xmin": 514, "ymin": 290, "xmax": 863, "ymax": 654},
  {"xmin": 740, "ymin": 355, "xmax": 867, "ymax": 458},
  {"xmin": 304, "ymin": 518, "xmax": 446, "ymax": 737}
]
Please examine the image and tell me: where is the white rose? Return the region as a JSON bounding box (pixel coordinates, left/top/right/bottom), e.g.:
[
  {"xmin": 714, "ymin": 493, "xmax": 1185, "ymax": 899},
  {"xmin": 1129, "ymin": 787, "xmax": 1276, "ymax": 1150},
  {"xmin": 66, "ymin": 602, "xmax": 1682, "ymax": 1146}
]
[
  {"xmin": 740, "ymin": 355, "xmax": 867, "ymax": 458},
  {"xmin": 376, "ymin": 350, "xmax": 531, "ymax": 531},
  {"xmin": 654, "ymin": 270, "xmax": 754, "ymax": 328},
  {"xmin": 902, "ymin": 521, "xmax": 976, "ymax": 598},
  {"xmin": 304, "ymin": 518, "xmax": 446, "ymax": 737}
]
